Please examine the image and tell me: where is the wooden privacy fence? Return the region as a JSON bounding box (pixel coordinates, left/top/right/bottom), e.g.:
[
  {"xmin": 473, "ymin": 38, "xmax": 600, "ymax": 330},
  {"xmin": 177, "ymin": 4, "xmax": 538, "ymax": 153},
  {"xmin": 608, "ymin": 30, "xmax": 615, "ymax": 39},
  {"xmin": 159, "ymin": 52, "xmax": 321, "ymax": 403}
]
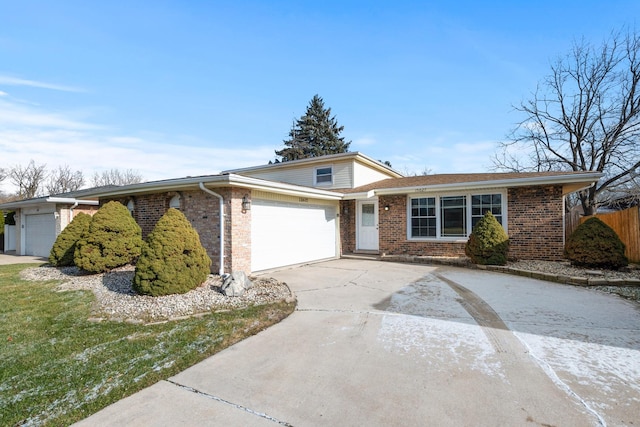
[{"xmin": 578, "ymin": 207, "xmax": 640, "ymax": 263}]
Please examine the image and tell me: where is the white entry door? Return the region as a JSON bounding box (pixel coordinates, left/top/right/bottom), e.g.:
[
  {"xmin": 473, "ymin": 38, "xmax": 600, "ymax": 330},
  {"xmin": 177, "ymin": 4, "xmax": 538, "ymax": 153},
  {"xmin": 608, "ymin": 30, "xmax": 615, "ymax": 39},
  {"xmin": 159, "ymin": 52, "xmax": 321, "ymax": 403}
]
[{"xmin": 357, "ymin": 200, "xmax": 379, "ymax": 251}]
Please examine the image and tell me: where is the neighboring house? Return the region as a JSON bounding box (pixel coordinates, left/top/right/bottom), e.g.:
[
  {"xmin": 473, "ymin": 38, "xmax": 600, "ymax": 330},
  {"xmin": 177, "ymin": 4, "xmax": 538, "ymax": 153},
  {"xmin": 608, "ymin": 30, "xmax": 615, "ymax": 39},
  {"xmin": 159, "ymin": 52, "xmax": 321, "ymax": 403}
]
[
  {"xmin": 0, "ymin": 188, "xmax": 100, "ymax": 257},
  {"xmin": 0, "ymin": 152, "xmax": 601, "ymax": 272}
]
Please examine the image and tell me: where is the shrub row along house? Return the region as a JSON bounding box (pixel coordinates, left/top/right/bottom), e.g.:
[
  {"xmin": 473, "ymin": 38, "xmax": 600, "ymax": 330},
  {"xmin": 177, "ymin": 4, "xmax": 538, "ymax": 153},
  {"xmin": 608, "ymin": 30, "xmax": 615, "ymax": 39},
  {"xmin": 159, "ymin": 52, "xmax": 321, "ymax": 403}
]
[{"xmin": 1, "ymin": 152, "xmax": 601, "ymax": 274}]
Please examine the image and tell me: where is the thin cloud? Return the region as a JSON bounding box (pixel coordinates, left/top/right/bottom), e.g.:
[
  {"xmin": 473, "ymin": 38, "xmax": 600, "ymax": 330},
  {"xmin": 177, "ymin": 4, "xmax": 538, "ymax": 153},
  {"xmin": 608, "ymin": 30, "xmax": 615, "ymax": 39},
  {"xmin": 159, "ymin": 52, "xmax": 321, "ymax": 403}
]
[
  {"xmin": 0, "ymin": 100, "xmax": 101, "ymax": 130},
  {"xmin": 0, "ymin": 75, "xmax": 84, "ymax": 93},
  {"xmin": 0, "ymin": 95, "xmax": 275, "ymax": 193}
]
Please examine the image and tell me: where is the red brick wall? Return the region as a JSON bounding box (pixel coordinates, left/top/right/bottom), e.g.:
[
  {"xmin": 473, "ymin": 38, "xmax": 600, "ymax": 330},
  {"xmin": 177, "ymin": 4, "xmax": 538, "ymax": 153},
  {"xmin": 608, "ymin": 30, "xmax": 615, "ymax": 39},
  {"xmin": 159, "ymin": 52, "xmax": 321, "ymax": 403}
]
[
  {"xmin": 378, "ymin": 195, "xmax": 467, "ymax": 257},
  {"xmin": 73, "ymin": 206, "xmax": 99, "ymax": 216},
  {"xmin": 340, "ymin": 186, "xmax": 566, "ymax": 261},
  {"xmin": 181, "ymin": 191, "xmax": 223, "ymax": 274},
  {"xmin": 339, "ymin": 200, "xmax": 355, "ymax": 254},
  {"xmin": 222, "ymin": 188, "xmax": 252, "ymax": 273},
  {"xmin": 103, "ymin": 188, "xmax": 247, "ymax": 274},
  {"xmin": 507, "ymin": 185, "xmax": 564, "ymax": 261}
]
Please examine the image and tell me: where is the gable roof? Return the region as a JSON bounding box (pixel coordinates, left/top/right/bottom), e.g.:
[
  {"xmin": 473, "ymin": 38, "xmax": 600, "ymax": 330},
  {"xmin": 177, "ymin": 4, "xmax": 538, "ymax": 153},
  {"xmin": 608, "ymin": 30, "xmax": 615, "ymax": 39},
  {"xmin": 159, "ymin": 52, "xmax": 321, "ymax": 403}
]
[
  {"xmin": 223, "ymin": 151, "xmax": 403, "ymax": 178},
  {"xmin": 342, "ymin": 171, "xmax": 603, "ymax": 198}
]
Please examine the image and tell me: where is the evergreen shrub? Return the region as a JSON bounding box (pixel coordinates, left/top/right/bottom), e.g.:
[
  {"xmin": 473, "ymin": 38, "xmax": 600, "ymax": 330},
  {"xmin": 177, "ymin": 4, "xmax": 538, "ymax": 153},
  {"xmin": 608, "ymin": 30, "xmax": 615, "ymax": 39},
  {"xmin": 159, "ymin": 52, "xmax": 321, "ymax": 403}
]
[
  {"xmin": 465, "ymin": 211, "xmax": 509, "ymax": 265},
  {"xmin": 74, "ymin": 201, "xmax": 143, "ymax": 273},
  {"xmin": 49, "ymin": 212, "xmax": 92, "ymax": 266},
  {"xmin": 565, "ymin": 217, "xmax": 628, "ymax": 269},
  {"xmin": 133, "ymin": 208, "xmax": 211, "ymax": 296}
]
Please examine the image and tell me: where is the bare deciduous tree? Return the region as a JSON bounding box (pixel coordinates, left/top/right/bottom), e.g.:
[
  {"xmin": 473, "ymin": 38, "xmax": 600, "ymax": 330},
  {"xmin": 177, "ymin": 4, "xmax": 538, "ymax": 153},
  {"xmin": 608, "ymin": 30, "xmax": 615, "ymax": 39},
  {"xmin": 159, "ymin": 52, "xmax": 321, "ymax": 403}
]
[
  {"xmin": 91, "ymin": 169, "xmax": 143, "ymax": 187},
  {"xmin": 493, "ymin": 30, "xmax": 640, "ymax": 215},
  {"xmin": 9, "ymin": 160, "xmax": 48, "ymax": 199},
  {"xmin": 46, "ymin": 165, "xmax": 85, "ymax": 195}
]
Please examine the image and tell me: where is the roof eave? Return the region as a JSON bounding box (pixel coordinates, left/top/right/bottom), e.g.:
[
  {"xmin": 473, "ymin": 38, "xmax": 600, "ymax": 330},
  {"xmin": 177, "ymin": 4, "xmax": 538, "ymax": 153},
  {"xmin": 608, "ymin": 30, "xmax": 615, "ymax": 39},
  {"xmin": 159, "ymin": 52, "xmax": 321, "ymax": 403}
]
[
  {"xmin": 54, "ymin": 174, "xmax": 344, "ymax": 201},
  {"xmin": 346, "ymin": 173, "xmax": 603, "ymax": 197}
]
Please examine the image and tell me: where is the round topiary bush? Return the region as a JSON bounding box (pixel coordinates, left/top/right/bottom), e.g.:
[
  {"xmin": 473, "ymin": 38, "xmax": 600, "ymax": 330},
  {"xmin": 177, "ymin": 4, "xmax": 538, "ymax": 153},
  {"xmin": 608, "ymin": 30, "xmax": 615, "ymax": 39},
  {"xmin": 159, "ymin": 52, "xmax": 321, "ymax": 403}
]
[
  {"xmin": 49, "ymin": 212, "xmax": 92, "ymax": 266},
  {"xmin": 565, "ymin": 217, "xmax": 628, "ymax": 269},
  {"xmin": 133, "ymin": 208, "xmax": 211, "ymax": 296},
  {"xmin": 465, "ymin": 211, "xmax": 509, "ymax": 265},
  {"xmin": 74, "ymin": 201, "xmax": 143, "ymax": 273}
]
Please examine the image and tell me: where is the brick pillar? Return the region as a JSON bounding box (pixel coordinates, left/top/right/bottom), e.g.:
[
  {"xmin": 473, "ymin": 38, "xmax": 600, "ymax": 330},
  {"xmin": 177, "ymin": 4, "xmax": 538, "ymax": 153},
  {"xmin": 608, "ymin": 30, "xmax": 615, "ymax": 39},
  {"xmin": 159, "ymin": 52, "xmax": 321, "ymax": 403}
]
[{"xmin": 225, "ymin": 187, "xmax": 252, "ymax": 273}]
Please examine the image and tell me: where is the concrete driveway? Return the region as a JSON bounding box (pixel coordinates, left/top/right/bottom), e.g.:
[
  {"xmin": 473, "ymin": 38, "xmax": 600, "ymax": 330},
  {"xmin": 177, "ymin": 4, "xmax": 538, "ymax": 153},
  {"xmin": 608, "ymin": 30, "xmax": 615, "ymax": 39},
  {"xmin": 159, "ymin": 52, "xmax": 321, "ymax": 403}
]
[{"xmin": 76, "ymin": 259, "xmax": 640, "ymax": 426}]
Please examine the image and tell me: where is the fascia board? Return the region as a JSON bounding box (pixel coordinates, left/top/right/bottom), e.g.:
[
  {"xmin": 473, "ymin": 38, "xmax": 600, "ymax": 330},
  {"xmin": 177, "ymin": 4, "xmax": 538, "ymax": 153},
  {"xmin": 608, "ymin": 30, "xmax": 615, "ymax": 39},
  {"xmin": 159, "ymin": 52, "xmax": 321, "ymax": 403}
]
[
  {"xmin": 46, "ymin": 197, "xmax": 99, "ymax": 205},
  {"xmin": 74, "ymin": 176, "xmax": 229, "ymax": 198},
  {"xmin": 371, "ymin": 173, "xmax": 603, "ymax": 196},
  {"xmin": 0, "ymin": 199, "xmax": 48, "ymax": 210}
]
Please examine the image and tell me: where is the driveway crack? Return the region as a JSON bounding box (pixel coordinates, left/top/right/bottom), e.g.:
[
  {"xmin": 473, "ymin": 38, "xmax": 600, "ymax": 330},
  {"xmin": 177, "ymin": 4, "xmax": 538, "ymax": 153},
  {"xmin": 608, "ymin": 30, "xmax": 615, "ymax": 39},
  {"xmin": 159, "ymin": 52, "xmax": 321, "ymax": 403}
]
[{"xmin": 165, "ymin": 380, "xmax": 293, "ymax": 426}]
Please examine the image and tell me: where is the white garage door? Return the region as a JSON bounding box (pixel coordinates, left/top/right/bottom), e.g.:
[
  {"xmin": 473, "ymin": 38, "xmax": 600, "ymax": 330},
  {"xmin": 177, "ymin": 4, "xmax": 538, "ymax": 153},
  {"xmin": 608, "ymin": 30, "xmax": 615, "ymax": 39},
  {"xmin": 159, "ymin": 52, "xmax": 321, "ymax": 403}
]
[
  {"xmin": 25, "ymin": 213, "xmax": 56, "ymax": 257},
  {"xmin": 251, "ymin": 199, "xmax": 337, "ymax": 271}
]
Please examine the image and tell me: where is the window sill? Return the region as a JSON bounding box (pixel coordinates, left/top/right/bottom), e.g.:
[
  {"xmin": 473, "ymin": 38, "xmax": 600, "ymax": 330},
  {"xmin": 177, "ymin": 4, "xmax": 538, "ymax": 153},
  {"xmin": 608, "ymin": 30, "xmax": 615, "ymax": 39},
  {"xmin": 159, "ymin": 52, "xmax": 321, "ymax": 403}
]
[{"xmin": 407, "ymin": 238, "xmax": 469, "ymax": 243}]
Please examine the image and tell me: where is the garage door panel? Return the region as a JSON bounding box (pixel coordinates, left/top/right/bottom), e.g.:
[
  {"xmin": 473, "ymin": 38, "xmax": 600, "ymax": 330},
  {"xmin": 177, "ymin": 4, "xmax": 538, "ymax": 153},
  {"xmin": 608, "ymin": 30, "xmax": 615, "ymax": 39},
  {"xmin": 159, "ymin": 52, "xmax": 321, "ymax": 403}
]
[
  {"xmin": 25, "ymin": 213, "xmax": 56, "ymax": 257},
  {"xmin": 251, "ymin": 199, "xmax": 336, "ymax": 271}
]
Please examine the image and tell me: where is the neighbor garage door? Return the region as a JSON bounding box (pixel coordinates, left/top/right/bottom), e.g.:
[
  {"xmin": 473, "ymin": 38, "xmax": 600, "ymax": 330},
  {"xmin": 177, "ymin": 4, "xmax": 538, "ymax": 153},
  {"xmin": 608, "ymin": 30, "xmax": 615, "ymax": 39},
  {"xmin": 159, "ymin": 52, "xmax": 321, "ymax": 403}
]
[
  {"xmin": 25, "ymin": 213, "xmax": 56, "ymax": 257},
  {"xmin": 251, "ymin": 199, "xmax": 337, "ymax": 271}
]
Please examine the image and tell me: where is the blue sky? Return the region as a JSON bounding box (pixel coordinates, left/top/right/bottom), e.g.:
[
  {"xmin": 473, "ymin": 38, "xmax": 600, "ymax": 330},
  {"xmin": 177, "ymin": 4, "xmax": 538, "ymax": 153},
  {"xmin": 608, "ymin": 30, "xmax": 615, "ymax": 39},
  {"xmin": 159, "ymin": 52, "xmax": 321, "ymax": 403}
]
[{"xmin": 1, "ymin": 0, "xmax": 638, "ymax": 193}]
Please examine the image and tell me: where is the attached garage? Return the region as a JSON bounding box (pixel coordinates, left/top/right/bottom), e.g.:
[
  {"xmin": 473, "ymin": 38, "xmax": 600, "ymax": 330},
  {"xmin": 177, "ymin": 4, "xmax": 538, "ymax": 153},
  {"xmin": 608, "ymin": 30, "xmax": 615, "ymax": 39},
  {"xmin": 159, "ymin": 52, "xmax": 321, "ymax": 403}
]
[
  {"xmin": 25, "ymin": 213, "xmax": 56, "ymax": 257},
  {"xmin": 251, "ymin": 198, "xmax": 338, "ymax": 271}
]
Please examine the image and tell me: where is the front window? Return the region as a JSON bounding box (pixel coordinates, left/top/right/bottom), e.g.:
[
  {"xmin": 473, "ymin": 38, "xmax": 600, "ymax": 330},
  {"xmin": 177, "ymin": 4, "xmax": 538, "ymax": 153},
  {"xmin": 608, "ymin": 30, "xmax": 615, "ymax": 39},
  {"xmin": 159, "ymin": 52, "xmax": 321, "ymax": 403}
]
[
  {"xmin": 409, "ymin": 192, "xmax": 505, "ymax": 239},
  {"xmin": 411, "ymin": 197, "xmax": 436, "ymax": 237},
  {"xmin": 440, "ymin": 196, "xmax": 467, "ymax": 237},
  {"xmin": 315, "ymin": 166, "xmax": 333, "ymax": 185},
  {"xmin": 471, "ymin": 194, "xmax": 502, "ymax": 228}
]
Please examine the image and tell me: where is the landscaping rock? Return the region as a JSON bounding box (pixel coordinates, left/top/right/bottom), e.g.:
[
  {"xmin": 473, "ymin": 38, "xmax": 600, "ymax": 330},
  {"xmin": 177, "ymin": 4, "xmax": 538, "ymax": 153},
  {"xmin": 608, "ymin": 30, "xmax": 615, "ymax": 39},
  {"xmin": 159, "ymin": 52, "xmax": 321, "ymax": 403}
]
[
  {"xmin": 221, "ymin": 271, "xmax": 253, "ymax": 297},
  {"xmin": 19, "ymin": 265, "xmax": 293, "ymax": 323}
]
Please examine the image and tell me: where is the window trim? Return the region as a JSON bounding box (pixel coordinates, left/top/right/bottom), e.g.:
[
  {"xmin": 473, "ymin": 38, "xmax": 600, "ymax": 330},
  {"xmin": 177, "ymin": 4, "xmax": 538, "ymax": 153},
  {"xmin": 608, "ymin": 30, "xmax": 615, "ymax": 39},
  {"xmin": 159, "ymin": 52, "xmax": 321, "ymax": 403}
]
[
  {"xmin": 314, "ymin": 165, "xmax": 333, "ymax": 186},
  {"xmin": 406, "ymin": 190, "xmax": 507, "ymax": 241}
]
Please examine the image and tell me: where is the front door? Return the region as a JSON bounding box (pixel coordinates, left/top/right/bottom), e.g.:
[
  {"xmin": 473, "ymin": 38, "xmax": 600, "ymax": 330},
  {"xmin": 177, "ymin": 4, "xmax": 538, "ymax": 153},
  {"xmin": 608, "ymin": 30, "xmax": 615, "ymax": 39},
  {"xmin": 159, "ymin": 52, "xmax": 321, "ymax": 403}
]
[{"xmin": 357, "ymin": 199, "xmax": 379, "ymax": 251}]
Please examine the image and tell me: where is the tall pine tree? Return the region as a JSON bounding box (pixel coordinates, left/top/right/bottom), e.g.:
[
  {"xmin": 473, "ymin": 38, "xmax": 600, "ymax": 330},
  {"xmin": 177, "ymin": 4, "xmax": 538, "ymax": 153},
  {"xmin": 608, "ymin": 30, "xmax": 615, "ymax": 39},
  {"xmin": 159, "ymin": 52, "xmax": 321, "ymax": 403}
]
[{"xmin": 275, "ymin": 95, "xmax": 351, "ymax": 162}]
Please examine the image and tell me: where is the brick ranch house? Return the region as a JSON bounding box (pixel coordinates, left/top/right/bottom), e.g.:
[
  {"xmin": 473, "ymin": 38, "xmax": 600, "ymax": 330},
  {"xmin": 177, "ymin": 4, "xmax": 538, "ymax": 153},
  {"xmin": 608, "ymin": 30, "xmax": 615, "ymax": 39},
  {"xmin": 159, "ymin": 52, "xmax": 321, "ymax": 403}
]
[{"xmin": 1, "ymin": 152, "xmax": 601, "ymax": 274}]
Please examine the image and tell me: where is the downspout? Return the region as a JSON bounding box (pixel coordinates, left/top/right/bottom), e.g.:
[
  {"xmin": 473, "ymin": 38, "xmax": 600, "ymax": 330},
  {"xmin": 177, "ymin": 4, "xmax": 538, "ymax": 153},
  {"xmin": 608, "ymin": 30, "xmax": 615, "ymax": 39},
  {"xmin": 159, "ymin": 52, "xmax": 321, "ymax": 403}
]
[
  {"xmin": 70, "ymin": 201, "xmax": 79, "ymax": 220},
  {"xmin": 199, "ymin": 182, "xmax": 225, "ymax": 276}
]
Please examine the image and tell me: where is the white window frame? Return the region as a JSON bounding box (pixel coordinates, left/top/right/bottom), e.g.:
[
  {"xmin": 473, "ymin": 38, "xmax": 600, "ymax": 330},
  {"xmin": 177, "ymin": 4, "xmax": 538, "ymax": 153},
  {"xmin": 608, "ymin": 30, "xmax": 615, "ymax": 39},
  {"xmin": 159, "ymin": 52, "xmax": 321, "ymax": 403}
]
[
  {"xmin": 315, "ymin": 165, "xmax": 333, "ymax": 186},
  {"xmin": 406, "ymin": 190, "xmax": 508, "ymax": 241}
]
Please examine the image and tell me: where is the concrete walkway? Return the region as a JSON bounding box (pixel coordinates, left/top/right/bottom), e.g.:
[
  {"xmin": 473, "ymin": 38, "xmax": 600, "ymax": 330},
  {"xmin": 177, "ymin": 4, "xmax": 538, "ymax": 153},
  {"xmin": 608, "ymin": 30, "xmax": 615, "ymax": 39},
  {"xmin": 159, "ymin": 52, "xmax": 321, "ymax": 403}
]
[
  {"xmin": 0, "ymin": 252, "xmax": 48, "ymax": 265},
  {"xmin": 75, "ymin": 259, "xmax": 640, "ymax": 426}
]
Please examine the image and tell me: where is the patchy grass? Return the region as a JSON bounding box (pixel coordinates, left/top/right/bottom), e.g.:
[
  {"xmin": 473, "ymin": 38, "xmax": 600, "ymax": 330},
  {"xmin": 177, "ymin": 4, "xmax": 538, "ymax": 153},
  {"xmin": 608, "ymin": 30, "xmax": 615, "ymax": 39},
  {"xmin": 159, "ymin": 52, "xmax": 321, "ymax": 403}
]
[{"xmin": 0, "ymin": 264, "xmax": 295, "ymax": 426}]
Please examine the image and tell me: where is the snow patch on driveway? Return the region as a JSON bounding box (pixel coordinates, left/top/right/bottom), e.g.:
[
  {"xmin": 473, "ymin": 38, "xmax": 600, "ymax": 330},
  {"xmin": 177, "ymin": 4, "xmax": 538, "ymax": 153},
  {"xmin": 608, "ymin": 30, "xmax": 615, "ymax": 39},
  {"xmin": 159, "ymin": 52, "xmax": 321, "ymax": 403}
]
[{"xmin": 376, "ymin": 276, "xmax": 505, "ymax": 378}]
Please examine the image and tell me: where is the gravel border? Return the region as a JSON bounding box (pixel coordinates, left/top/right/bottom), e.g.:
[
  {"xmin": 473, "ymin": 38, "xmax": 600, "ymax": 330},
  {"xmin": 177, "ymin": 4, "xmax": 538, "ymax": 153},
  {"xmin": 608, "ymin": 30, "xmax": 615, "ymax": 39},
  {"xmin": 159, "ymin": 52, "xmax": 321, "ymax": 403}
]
[{"xmin": 20, "ymin": 265, "xmax": 295, "ymax": 324}]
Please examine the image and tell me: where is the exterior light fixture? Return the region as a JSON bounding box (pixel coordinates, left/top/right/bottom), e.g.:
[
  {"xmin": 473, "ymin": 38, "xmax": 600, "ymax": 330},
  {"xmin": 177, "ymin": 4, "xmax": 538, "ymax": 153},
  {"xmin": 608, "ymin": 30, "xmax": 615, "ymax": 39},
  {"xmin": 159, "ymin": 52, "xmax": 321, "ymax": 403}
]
[
  {"xmin": 384, "ymin": 205, "xmax": 390, "ymax": 211},
  {"xmin": 242, "ymin": 195, "xmax": 251, "ymax": 212}
]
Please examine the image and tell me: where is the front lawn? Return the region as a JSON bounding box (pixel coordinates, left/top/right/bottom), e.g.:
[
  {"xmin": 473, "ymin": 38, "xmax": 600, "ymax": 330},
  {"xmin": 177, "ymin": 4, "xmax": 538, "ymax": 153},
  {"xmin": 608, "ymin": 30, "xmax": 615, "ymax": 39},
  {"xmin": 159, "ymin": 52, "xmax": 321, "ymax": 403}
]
[{"xmin": 0, "ymin": 264, "xmax": 295, "ymax": 426}]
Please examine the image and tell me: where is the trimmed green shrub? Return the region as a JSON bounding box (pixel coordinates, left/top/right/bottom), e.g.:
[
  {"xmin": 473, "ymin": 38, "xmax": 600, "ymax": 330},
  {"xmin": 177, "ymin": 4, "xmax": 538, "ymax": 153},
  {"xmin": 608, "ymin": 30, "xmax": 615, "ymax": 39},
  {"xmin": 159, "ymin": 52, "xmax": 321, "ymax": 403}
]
[
  {"xmin": 49, "ymin": 212, "xmax": 92, "ymax": 266},
  {"xmin": 133, "ymin": 208, "xmax": 211, "ymax": 296},
  {"xmin": 74, "ymin": 201, "xmax": 143, "ymax": 273},
  {"xmin": 565, "ymin": 217, "xmax": 628, "ymax": 269},
  {"xmin": 465, "ymin": 211, "xmax": 509, "ymax": 265}
]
